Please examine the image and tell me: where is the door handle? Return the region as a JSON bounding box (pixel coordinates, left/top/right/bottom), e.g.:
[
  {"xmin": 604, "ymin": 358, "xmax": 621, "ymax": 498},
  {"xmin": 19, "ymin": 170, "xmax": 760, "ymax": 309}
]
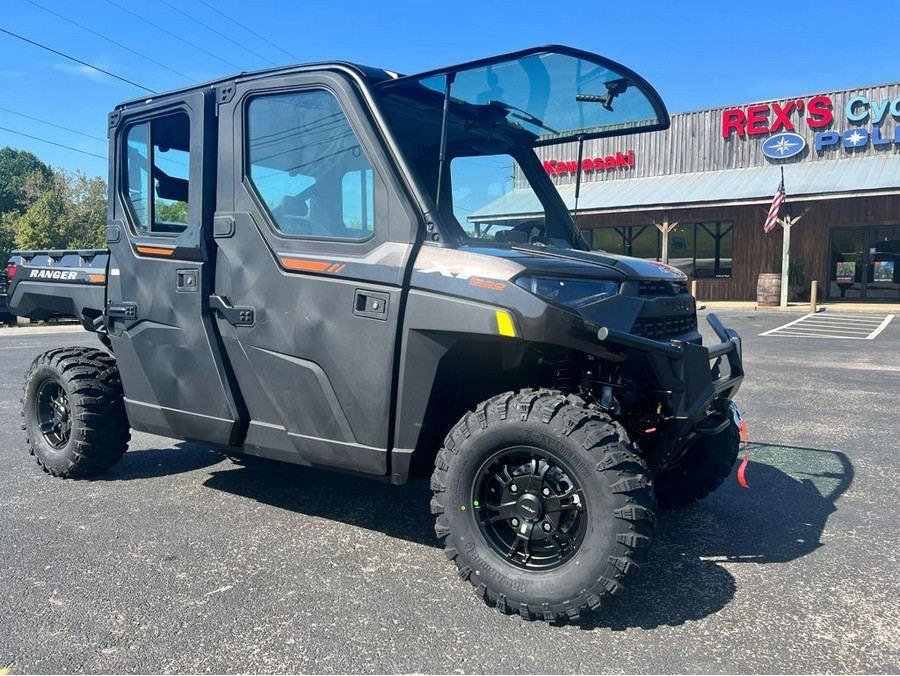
[{"xmin": 353, "ymin": 289, "xmax": 389, "ymax": 320}]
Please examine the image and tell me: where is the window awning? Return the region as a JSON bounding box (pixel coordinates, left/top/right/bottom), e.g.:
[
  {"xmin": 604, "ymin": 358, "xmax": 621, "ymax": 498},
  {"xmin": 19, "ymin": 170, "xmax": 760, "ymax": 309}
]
[{"xmin": 468, "ymin": 155, "xmax": 900, "ymax": 221}]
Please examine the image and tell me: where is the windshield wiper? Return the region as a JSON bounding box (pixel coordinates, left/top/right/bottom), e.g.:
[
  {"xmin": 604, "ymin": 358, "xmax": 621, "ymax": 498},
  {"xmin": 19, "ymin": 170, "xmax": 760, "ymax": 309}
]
[{"xmin": 487, "ymin": 100, "xmax": 559, "ymax": 135}]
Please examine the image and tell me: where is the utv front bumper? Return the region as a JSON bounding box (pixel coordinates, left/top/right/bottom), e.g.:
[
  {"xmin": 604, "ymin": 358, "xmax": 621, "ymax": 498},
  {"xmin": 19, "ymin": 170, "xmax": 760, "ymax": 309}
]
[{"xmin": 596, "ymin": 312, "xmax": 743, "ymax": 470}]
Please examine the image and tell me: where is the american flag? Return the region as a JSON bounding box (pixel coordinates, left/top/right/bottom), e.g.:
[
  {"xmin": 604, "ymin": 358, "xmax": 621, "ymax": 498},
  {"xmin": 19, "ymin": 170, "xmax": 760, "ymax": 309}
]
[{"xmin": 763, "ymin": 176, "xmax": 786, "ymax": 234}]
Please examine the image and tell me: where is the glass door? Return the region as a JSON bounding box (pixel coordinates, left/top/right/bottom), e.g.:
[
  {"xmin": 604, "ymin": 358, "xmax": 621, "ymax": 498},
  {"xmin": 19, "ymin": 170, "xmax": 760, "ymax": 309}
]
[
  {"xmin": 828, "ymin": 228, "xmax": 866, "ymax": 300},
  {"xmin": 828, "ymin": 226, "xmax": 900, "ymax": 301},
  {"xmin": 866, "ymin": 226, "xmax": 900, "ymax": 300}
]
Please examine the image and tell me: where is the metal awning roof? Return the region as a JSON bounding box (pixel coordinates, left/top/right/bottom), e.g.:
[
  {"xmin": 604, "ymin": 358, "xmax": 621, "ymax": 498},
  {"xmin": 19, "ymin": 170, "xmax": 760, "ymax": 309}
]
[{"xmin": 469, "ymin": 155, "xmax": 900, "ymax": 220}]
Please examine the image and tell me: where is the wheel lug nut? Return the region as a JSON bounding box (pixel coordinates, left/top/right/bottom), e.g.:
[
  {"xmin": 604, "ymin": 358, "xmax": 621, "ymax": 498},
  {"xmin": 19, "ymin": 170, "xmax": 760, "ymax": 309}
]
[
  {"xmin": 511, "ymin": 518, "xmax": 520, "ymax": 527},
  {"xmin": 542, "ymin": 487, "xmax": 551, "ymax": 496},
  {"xmin": 542, "ymin": 522, "xmax": 552, "ymax": 532},
  {"xmin": 509, "ymin": 484, "xmax": 518, "ymax": 493}
]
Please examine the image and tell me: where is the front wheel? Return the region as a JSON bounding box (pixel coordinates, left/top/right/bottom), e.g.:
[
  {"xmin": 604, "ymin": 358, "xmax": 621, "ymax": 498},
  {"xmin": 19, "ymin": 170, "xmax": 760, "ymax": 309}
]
[
  {"xmin": 23, "ymin": 346, "xmax": 131, "ymax": 478},
  {"xmin": 430, "ymin": 389, "xmax": 656, "ymax": 622}
]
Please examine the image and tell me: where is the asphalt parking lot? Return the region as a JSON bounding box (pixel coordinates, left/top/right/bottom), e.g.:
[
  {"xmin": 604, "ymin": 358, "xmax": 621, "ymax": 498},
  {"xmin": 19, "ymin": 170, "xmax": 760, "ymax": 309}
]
[{"xmin": 0, "ymin": 309, "xmax": 898, "ymax": 674}]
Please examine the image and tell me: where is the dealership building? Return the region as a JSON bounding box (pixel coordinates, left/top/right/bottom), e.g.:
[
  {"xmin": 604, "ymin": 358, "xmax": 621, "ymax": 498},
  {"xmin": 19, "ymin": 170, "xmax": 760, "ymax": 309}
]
[{"xmin": 482, "ymin": 82, "xmax": 900, "ymax": 303}]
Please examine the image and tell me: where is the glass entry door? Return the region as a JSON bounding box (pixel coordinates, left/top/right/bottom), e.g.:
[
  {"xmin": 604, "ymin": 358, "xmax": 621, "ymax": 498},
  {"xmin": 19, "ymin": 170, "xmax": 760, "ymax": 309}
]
[{"xmin": 829, "ymin": 226, "xmax": 900, "ymax": 301}]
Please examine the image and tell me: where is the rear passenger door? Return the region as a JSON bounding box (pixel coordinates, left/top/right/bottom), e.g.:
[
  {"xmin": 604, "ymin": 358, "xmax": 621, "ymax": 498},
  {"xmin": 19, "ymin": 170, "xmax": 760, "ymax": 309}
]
[
  {"xmin": 212, "ymin": 71, "xmax": 419, "ymax": 475},
  {"xmin": 106, "ymin": 91, "xmax": 243, "ymax": 445}
]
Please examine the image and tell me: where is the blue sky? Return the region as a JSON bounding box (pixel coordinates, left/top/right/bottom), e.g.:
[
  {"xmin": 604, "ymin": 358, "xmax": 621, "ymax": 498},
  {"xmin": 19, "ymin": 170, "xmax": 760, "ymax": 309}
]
[{"xmin": 2, "ymin": 0, "xmax": 898, "ymax": 179}]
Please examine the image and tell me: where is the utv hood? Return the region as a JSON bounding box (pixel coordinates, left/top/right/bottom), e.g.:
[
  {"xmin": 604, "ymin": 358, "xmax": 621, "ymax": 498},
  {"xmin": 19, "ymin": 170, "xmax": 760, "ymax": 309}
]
[{"xmin": 459, "ymin": 243, "xmax": 688, "ymax": 280}]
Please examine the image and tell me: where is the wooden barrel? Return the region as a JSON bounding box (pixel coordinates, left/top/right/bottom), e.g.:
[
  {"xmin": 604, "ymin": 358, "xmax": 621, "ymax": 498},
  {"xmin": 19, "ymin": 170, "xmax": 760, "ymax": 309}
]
[{"xmin": 757, "ymin": 273, "xmax": 782, "ymax": 306}]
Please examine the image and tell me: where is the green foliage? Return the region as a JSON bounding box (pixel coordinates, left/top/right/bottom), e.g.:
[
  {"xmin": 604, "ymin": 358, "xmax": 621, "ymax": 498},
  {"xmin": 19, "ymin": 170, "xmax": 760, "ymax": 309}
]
[
  {"xmin": 0, "ymin": 154, "xmax": 107, "ymax": 259},
  {"xmin": 155, "ymin": 199, "xmax": 188, "ymax": 224},
  {"xmin": 0, "ymin": 147, "xmax": 53, "ymax": 216},
  {"xmin": 14, "ymin": 190, "xmax": 70, "ymax": 250}
]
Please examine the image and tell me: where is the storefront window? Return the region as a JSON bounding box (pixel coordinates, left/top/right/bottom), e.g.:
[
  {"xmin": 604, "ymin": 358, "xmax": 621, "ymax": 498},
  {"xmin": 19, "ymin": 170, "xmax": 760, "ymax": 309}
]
[
  {"xmin": 587, "ymin": 225, "xmax": 659, "ymax": 259},
  {"xmin": 586, "ymin": 221, "xmax": 732, "ymax": 278},
  {"xmin": 630, "ymin": 226, "xmax": 661, "ymax": 260},
  {"xmin": 695, "ymin": 222, "xmax": 733, "ymax": 278}
]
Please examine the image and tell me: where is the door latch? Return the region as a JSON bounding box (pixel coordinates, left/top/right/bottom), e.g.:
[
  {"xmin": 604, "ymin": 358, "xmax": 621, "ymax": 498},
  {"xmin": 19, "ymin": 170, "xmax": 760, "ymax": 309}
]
[
  {"xmin": 106, "ymin": 302, "xmax": 137, "ymax": 320},
  {"xmin": 353, "ymin": 289, "xmax": 389, "ymax": 320},
  {"xmin": 210, "ymin": 295, "xmax": 255, "ymax": 326}
]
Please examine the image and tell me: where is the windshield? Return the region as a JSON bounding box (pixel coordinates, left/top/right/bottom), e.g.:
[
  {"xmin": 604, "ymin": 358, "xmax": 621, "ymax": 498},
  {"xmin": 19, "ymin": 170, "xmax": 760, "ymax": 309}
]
[
  {"xmin": 378, "ymin": 83, "xmax": 583, "ymax": 247},
  {"xmin": 375, "ymin": 46, "xmax": 668, "ymax": 247},
  {"xmin": 450, "ymin": 153, "xmax": 553, "ymax": 244},
  {"xmin": 379, "ymin": 46, "xmax": 667, "ymax": 146}
]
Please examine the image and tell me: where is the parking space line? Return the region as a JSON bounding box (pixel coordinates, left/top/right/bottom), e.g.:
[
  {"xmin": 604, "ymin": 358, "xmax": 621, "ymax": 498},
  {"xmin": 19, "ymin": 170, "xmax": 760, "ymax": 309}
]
[
  {"xmin": 759, "ymin": 313, "xmax": 812, "ymax": 336},
  {"xmin": 771, "ymin": 332, "xmax": 870, "ymax": 340},
  {"xmin": 760, "ymin": 312, "xmax": 895, "ymax": 339},
  {"xmin": 867, "ymin": 314, "xmax": 894, "ymax": 339}
]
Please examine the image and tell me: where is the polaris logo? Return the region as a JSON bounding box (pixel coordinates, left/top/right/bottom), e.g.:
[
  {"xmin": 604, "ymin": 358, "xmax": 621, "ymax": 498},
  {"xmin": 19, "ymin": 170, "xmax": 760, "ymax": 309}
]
[
  {"xmin": 29, "ymin": 269, "xmax": 78, "ymax": 280},
  {"xmin": 663, "ymin": 299, "xmax": 694, "ymax": 312}
]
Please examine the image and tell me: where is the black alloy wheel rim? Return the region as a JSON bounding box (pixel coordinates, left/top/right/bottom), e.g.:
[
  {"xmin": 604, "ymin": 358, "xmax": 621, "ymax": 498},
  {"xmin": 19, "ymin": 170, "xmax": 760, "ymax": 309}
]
[
  {"xmin": 37, "ymin": 379, "xmax": 71, "ymax": 449},
  {"xmin": 472, "ymin": 445, "xmax": 587, "ymax": 570}
]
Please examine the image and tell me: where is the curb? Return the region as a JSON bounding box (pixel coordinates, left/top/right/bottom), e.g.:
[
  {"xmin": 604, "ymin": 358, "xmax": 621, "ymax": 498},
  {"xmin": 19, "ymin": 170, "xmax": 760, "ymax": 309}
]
[{"xmin": 0, "ymin": 324, "xmax": 86, "ymax": 336}]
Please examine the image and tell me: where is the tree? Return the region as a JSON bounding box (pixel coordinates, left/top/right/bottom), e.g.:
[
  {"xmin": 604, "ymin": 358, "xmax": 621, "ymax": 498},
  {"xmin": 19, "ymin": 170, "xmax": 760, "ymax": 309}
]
[
  {"xmin": 0, "ymin": 147, "xmax": 53, "ymax": 216},
  {"xmin": 13, "ymin": 190, "xmax": 70, "ymax": 251},
  {"xmin": 12, "ymin": 169, "xmax": 107, "ymax": 252},
  {"xmin": 63, "ymin": 171, "xmax": 107, "ymax": 249},
  {"xmin": 156, "ymin": 199, "xmax": 188, "ymax": 224}
]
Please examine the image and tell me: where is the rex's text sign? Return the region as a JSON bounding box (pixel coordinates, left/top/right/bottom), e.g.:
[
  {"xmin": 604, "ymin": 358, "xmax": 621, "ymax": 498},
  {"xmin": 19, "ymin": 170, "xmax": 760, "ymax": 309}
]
[{"xmin": 721, "ymin": 93, "xmax": 900, "ymax": 155}]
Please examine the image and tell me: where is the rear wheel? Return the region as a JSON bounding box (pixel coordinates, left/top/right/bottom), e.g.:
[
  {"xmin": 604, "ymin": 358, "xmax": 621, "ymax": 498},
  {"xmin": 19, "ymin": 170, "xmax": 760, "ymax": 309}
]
[
  {"xmin": 431, "ymin": 389, "xmax": 655, "ymax": 621},
  {"xmin": 23, "ymin": 346, "xmax": 131, "ymax": 478},
  {"xmin": 654, "ymin": 423, "xmax": 740, "ymax": 510}
]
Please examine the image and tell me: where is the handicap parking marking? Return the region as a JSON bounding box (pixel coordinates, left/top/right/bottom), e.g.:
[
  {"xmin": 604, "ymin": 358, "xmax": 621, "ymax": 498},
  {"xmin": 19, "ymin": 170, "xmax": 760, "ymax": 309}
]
[{"xmin": 760, "ymin": 312, "xmax": 894, "ymax": 340}]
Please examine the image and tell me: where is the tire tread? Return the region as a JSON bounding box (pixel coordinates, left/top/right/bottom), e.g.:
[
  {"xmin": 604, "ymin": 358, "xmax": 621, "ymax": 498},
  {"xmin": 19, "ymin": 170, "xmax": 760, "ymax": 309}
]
[{"xmin": 432, "ymin": 387, "xmax": 655, "ymax": 622}]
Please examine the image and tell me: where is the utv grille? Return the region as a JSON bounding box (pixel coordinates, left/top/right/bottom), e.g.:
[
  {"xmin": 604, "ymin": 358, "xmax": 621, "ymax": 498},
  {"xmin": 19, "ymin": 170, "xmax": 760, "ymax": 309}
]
[
  {"xmin": 638, "ymin": 280, "xmax": 688, "ymax": 296},
  {"xmin": 632, "ymin": 312, "xmax": 698, "ymax": 339}
]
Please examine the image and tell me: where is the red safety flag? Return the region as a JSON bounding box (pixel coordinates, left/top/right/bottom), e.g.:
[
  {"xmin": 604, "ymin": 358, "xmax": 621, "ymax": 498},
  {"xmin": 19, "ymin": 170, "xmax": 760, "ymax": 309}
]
[
  {"xmin": 763, "ymin": 174, "xmax": 786, "ymax": 234},
  {"xmin": 737, "ymin": 418, "xmax": 750, "ymax": 488}
]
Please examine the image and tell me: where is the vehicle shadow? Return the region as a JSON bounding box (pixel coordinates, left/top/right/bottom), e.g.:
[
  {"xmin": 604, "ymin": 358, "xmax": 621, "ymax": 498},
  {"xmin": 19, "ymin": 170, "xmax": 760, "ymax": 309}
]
[
  {"xmin": 200, "ymin": 442, "xmax": 852, "ymax": 629},
  {"xmin": 203, "ymin": 455, "xmax": 438, "ymax": 547},
  {"xmin": 96, "ymin": 442, "xmax": 225, "ymax": 481},
  {"xmin": 581, "ymin": 442, "xmax": 853, "ymax": 630}
]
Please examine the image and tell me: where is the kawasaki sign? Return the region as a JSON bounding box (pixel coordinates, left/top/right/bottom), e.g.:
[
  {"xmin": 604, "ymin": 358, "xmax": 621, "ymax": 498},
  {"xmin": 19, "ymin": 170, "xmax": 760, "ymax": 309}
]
[{"xmin": 543, "ymin": 150, "xmax": 635, "ymax": 175}]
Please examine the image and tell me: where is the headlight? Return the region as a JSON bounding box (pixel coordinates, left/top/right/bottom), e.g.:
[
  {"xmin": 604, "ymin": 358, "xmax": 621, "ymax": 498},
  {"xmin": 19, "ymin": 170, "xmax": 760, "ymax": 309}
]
[{"xmin": 514, "ymin": 276, "xmax": 620, "ymax": 308}]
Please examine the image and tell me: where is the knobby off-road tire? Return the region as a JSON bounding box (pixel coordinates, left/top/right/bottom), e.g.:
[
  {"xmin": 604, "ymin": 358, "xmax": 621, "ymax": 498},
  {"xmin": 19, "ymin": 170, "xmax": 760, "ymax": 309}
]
[
  {"xmin": 23, "ymin": 346, "xmax": 131, "ymax": 478},
  {"xmin": 654, "ymin": 423, "xmax": 740, "ymax": 510},
  {"xmin": 430, "ymin": 388, "xmax": 655, "ymax": 622}
]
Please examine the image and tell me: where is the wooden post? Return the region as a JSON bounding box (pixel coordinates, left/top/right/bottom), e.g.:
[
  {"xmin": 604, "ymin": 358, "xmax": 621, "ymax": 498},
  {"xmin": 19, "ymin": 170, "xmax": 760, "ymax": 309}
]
[
  {"xmin": 654, "ymin": 214, "xmax": 678, "ymax": 265},
  {"xmin": 810, "ymin": 280, "xmax": 818, "ymax": 313},
  {"xmin": 661, "ymin": 215, "xmax": 670, "ymax": 264},
  {"xmin": 780, "ymin": 215, "xmax": 792, "ymax": 308}
]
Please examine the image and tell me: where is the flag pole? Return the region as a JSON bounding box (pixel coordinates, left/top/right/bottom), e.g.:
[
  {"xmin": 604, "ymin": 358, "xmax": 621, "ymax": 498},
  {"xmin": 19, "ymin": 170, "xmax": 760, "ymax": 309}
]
[{"xmin": 779, "ymin": 167, "xmax": 791, "ymax": 308}]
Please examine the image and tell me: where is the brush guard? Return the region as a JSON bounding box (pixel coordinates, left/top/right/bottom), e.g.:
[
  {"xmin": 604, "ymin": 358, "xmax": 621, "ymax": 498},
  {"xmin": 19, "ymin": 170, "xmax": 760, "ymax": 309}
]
[{"xmin": 596, "ymin": 312, "xmax": 744, "ymax": 471}]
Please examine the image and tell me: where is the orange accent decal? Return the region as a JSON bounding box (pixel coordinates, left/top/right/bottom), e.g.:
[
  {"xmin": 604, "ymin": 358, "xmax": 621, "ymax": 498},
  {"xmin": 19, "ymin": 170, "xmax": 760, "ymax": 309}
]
[
  {"xmin": 137, "ymin": 246, "xmax": 175, "ymax": 256},
  {"xmin": 333, "ymin": 264, "xmax": 346, "ymax": 273},
  {"xmin": 281, "ymin": 258, "xmax": 331, "ymax": 272},
  {"xmin": 326, "ymin": 263, "xmax": 340, "ymax": 272},
  {"xmin": 89, "ymin": 274, "xmax": 106, "ymax": 283},
  {"xmin": 468, "ymin": 277, "xmax": 506, "ymax": 291}
]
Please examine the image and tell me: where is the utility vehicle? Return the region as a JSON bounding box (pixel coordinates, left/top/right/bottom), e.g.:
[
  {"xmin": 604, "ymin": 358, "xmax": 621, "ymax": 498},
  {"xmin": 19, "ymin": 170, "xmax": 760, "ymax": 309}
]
[{"xmin": 7, "ymin": 46, "xmax": 743, "ymax": 621}]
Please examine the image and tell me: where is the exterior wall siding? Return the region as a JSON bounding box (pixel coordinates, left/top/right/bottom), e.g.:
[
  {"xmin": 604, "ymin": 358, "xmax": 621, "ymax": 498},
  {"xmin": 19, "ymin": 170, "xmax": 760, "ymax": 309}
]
[
  {"xmin": 577, "ymin": 194, "xmax": 900, "ymax": 301},
  {"xmin": 541, "ymin": 80, "xmax": 900, "ymax": 302},
  {"xmin": 541, "ymin": 82, "xmax": 900, "ymax": 185}
]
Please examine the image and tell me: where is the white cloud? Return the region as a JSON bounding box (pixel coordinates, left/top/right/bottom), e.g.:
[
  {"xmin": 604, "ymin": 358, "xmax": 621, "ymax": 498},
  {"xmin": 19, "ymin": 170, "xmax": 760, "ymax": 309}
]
[{"xmin": 51, "ymin": 62, "xmax": 107, "ymax": 82}]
